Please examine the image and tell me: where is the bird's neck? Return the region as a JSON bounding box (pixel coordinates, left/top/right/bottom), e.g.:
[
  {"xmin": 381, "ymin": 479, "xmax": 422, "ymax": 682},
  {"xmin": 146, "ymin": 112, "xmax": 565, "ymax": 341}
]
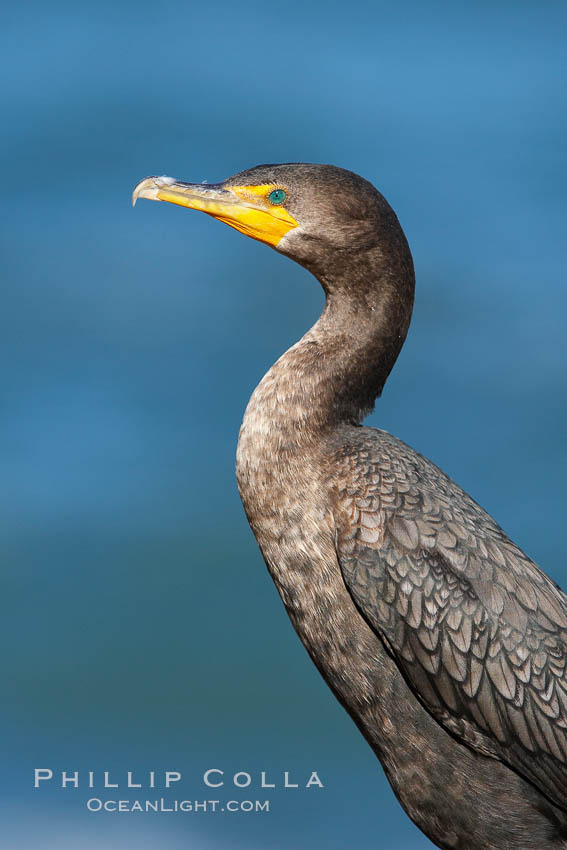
[{"xmin": 241, "ymin": 251, "xmax": 415, "ymax": 446}]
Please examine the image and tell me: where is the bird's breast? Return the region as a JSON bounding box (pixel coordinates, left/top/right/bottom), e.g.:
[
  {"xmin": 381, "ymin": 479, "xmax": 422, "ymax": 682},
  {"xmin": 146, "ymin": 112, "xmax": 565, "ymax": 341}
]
[{"xmin": 235, "ymin": 375, "xmax": 385, "ymax": 713}]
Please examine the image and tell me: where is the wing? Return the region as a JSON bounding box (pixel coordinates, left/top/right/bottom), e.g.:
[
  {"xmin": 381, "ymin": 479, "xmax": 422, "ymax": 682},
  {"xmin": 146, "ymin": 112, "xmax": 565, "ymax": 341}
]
[{"xmin": 334, "ymin": 427, "xmax": 567, "ymax": 811}]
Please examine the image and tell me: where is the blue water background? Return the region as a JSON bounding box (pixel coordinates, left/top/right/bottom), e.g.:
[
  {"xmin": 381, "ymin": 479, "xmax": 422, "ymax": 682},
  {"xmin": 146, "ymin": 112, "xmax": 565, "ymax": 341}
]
[{"xmin": 1, "ymin": 1, "xmax": 566, "ymax": 847}]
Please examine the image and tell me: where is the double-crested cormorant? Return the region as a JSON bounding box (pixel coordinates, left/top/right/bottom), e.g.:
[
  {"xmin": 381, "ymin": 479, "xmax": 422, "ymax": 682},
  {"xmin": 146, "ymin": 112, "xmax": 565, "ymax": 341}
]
[{"xmin": 133, "ymin": 164, "xmax": 567, "ymax": 849}]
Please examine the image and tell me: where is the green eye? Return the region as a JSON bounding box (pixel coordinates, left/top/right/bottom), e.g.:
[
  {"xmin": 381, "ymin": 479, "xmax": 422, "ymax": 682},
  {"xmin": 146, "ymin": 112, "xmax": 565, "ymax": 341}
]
[{"xmin": 267, "ymin": 188, "xmax": 287, "ymax": 205}]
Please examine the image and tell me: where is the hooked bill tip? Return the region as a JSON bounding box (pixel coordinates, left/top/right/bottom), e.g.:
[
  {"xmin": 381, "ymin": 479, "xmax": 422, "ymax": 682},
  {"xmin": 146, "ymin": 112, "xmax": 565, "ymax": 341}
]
[{"xmin": 132, "ymin": 175, "xmax": 176, "ymax": 207}]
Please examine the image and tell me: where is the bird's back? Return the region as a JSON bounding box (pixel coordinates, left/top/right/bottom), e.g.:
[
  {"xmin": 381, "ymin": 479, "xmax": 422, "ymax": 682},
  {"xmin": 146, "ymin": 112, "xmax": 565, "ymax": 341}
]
[{"xmin": 329, "ymin": 424, "xmax": 567, "ymax": 835}]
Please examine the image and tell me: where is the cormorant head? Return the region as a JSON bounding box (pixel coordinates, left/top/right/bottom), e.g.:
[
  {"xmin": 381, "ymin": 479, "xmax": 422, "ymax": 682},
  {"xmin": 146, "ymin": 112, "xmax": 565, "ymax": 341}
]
[{"xmin": 133, "ymin": 163, "xmax": 407, "ymax": 283}]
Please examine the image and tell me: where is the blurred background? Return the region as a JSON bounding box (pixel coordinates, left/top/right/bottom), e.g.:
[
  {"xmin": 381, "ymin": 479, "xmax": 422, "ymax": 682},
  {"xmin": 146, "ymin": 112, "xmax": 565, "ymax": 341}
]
[{"xmin": 1, "ymin": 1, "xmax": 565, "ymax": 847}]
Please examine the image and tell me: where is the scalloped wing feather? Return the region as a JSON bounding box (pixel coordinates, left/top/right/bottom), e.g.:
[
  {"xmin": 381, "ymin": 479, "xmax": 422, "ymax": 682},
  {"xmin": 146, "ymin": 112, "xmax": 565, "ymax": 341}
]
[{"xmin": 334, "ymin": 427, "xmax": 567, "ymax": 811}]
